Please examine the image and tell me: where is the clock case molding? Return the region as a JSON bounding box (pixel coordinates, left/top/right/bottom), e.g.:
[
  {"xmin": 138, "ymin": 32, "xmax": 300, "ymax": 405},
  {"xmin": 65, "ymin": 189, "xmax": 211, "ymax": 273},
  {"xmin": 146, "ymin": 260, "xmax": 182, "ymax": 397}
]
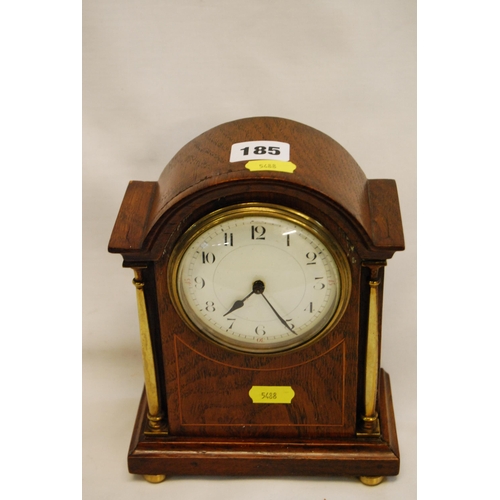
[{"xmin": 108, "ymin": 117, "xmax": 404, "ymax": 482}]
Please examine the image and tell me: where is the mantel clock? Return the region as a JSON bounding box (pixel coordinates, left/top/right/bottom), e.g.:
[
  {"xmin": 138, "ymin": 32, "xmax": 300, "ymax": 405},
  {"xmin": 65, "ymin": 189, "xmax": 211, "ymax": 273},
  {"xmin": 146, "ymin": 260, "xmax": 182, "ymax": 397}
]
[{"xmin": 108, "ymin": 117, "xmax": 405, "ymax": 486}]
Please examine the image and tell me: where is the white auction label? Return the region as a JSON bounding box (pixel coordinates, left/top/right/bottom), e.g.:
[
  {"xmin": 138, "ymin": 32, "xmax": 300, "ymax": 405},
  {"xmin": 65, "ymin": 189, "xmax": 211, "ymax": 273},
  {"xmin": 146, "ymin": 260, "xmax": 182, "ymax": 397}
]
[{"xmin": 229, "ymin": 141, "xmax": 290, "ymax": 162}]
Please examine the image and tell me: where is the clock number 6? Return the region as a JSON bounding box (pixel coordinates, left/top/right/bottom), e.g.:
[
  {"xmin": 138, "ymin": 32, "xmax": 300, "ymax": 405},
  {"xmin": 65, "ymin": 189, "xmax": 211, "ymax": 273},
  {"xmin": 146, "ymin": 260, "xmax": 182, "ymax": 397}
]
[{"xmin": 255, "ymin": 325, "xmax": 266, "ymax": 336}]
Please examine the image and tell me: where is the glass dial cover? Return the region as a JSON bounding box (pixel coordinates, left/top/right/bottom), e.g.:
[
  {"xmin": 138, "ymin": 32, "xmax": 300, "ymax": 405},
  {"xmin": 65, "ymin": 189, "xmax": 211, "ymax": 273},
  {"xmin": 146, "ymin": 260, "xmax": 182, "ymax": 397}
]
[{"xmin": 169, "ymin": 205, "xmax": 350, "ymax": 353}]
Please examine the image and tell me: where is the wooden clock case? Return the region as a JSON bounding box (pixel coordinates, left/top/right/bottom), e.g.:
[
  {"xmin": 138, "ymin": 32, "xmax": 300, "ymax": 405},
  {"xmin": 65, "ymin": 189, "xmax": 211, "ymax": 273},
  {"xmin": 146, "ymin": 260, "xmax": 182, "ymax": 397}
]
[{"xmin": 108, "ymin": 116, "xmax": 405, "ymax": 484}]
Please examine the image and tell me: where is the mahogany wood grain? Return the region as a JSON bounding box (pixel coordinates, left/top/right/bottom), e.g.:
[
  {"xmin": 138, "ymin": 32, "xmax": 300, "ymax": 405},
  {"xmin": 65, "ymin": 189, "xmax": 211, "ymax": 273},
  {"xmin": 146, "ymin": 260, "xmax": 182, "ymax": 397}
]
[
  {"xmin": 127, "ymin": 370, "xmax": 399, "ymax": 478},
  {"xmin": 109, "ymin": 117, "xmax": 404, "ymax": 260},
  {"xmin": 109, "ymin": 117, "xmax": 404, "ymax": 481}
]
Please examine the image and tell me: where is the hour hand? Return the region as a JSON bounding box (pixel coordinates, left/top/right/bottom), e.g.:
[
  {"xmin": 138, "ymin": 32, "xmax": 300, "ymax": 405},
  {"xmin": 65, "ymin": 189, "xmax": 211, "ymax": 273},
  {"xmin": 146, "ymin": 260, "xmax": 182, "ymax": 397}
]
[
  {"xmin": 223, "ymin": 280, "xmax": 266, "ymax": 316},
  {"xmin": 223, "ymin": 290, "xmax": 254, "ymax": 316}
]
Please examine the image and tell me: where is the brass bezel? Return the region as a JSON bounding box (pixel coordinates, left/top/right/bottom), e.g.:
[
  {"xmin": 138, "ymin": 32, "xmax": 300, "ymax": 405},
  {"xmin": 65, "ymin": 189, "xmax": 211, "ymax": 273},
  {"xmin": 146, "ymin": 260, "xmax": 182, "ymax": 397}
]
[{"xmin": 167, "ymin": 203, "xmax": 351, "ymax": 354}]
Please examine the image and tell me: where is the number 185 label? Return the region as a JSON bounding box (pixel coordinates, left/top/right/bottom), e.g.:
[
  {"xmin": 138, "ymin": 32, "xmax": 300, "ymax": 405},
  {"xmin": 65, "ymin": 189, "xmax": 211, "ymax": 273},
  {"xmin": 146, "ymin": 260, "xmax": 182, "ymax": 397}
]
[{"xmin": 230, "ymin": 141, "xmax": 290, "ymax": 162}]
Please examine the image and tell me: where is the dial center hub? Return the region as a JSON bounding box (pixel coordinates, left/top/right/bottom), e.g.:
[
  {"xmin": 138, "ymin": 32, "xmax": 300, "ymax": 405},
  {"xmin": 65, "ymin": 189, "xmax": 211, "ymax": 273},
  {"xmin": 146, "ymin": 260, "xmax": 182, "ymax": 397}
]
[{"xmin": 252, "ymin": 280, "xmax": 265, "ymax": 294}]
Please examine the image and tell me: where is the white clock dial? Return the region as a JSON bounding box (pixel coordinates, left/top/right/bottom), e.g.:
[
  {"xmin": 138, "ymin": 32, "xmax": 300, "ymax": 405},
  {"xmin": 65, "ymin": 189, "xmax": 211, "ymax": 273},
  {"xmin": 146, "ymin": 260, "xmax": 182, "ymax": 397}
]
[{"xmin": 170, "ymin": 205, "xmax": 350, "ymax": 353}]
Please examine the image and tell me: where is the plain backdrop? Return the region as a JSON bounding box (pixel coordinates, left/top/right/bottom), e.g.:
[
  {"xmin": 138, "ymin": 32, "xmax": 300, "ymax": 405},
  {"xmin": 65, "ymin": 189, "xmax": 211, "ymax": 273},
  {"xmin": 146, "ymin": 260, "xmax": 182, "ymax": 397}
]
[
  {"xmin": 5, "ymin": 2, "xmax": 500, "ymax": 499},
  {"xmin": 83, "ymin": 1, "xmax": 416, "ymax": 499}
]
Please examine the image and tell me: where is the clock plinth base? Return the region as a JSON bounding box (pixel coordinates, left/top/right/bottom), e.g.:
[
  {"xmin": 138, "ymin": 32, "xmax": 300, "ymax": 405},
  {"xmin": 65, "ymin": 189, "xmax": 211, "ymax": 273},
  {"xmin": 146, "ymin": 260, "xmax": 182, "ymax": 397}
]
[{"xmin": 127, "ymin": 369, "xmax": 399, "ymax": 483}]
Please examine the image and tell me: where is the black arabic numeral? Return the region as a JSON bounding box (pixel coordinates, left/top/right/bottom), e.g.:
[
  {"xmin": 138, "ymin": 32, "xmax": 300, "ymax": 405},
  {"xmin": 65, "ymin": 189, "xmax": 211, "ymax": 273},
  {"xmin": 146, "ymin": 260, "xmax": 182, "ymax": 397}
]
[
  {"xmin": 306, "ymin": 252, "xmax": 317, "ymax": 265},
  {"xmin": 255, "ymin": 325, "xmax": 266, "ymax": 336},
  {"xmin": 251, "ymin": 226, "xmax": 266, "ymax": 240},
  {"xmin": 313, "ymin": 277, "xmax": 325, "ymax": 290},
  {"xmin": 224, "ymin": 233, "xmax": 234, "ymax": 246},
  {"xmin": 194, "ymin": 277, "xmax": 205, "ymax": 289},
  {"xmin": 202, "ymin": 251, "xmax": 216, "ymax": 264}
]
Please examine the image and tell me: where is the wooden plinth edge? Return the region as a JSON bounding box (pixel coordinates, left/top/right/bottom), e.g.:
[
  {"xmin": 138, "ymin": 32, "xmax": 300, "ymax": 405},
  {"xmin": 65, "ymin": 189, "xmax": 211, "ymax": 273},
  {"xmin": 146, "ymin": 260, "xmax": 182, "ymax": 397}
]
[{"xmin": 128, "ymin": 369, "xmax": 399, "ymax": 480}]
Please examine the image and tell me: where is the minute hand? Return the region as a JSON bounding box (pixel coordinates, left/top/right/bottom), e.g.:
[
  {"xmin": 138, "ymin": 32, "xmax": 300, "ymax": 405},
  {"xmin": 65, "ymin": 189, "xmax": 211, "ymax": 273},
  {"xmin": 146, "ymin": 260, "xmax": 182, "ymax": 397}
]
[{"xmin": 260, "ymin": 293, "xmax": 297, "ymax": 335}]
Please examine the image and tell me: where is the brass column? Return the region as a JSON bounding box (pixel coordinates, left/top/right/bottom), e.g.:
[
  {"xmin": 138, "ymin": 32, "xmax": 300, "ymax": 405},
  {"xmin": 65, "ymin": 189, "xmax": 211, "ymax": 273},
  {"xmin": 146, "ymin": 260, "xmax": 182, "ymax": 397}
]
[
  {"xmin": 360, "ymin": 262, "xmax": 385, "ymax": 435},
  {"xmin": 132, "ymin": 267, "xmax": 165, "ymax": 432}
]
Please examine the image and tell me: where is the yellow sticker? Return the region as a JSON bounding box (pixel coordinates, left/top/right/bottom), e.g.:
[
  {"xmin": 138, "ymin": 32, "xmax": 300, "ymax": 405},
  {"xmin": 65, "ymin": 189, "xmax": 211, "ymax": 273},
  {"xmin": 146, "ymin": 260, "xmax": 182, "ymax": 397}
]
[
  {"xmin": 245, "ymin": 160, "xmax": 297, "ymax": 174},
  {"xmin": 249, "ymin": 386, "xmax": 295, "ymax": 404}
]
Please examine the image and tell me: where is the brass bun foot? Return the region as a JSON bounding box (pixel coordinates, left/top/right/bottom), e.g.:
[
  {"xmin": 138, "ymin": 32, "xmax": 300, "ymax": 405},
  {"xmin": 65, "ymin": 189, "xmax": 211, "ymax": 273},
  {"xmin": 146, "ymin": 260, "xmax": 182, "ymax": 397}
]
[
  {"xmin": 359, "ymin": 476, "xmax": 384, "ymax": 486},
  {"xmin": 143, "ymin": 474, "xmax": 167, "ymax": 483}
]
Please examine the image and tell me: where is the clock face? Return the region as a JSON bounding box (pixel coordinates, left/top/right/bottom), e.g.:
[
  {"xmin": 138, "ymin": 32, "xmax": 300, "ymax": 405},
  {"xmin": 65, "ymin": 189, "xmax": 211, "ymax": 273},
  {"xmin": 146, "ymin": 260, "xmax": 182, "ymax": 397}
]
[{"xmin": 169, "ymin": 204, "xmax": 350, "ymax": 353}]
